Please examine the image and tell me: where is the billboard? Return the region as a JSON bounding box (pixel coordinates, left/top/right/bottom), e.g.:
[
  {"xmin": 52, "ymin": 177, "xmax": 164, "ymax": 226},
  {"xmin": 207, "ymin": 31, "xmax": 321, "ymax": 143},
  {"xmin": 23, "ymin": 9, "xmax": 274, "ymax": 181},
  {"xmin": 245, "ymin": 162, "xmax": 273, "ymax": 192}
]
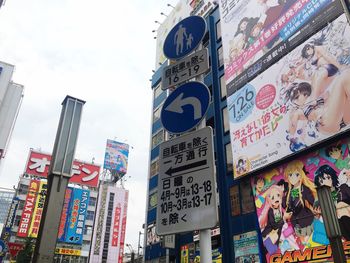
[
  {"xmin": 227, "ymin": 14, "xmax": 350, "ymax": 178},
  {"xmin": 251, "ymin": 137, "xmax": 350, "ymax": 263},
  {"xmin": 29, "ymin": 181, "xmax": 47, "ymax": 238},
  {"xmin": 25, "ymin": 149, "xmax": 100, "ymax": 187},
  {"xmin": 57, "ymin": 187, "xmax": 73, "ymax": 242},
  {"xmin": 103, "ymin": 139, "xmax": 129, "ymax": 175},
  {"xmin": 65, "ymin": 188, "xmax": 90, "ymax": 245},
  {"xmin": 218, "ymin": 0, "xmax": 343, "ymax": 87},
  {"xmin": 0, "ymin": 82, "xmax": 24, "ymax": 158},
  {"xmin": 17, "ymin": 180, "xmax": 39, "ymax": 237}
]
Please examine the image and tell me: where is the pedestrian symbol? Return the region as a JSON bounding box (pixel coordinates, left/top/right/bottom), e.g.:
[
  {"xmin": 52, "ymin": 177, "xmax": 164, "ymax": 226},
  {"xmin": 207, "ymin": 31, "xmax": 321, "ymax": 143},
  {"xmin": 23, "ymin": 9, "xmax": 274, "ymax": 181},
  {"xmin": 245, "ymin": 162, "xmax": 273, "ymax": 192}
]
[{"xmin": 163, "ymin": 16, "xmax": 207, "ymax": 60}]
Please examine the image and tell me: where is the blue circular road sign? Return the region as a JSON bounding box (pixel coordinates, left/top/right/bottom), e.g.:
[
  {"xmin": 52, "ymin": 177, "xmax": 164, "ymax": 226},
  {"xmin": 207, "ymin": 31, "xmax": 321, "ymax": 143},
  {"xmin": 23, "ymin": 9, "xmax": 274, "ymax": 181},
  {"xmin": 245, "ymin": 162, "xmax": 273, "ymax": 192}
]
[
  {"xmin": 161, "ymin": 81, "xmax": 210, "ymax": 134},
  {"xmin": 163, "ymin": 16, "xmax": 207, "ymax": 60}
]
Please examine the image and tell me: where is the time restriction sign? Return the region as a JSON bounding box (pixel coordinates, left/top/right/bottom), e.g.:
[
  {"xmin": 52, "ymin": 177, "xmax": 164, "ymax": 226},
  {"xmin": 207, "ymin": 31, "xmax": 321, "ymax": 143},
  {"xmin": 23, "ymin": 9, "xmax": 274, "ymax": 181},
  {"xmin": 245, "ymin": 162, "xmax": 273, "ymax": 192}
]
[{"xmin": 156, "ymin": 127, "xmax": 218, "ymax": 235}]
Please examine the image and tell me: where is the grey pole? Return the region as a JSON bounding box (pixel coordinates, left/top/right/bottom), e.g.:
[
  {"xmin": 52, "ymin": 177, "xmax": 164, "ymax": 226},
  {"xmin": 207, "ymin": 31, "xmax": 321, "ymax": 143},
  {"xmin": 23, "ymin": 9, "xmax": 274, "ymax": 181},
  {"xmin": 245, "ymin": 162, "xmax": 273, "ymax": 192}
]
[
  {"xmin": 32, "ymin": 96, "xmax": 85, "ymax": 263},
  {"xmin": 317, "ymin": 185, "xmax": 346, "ymax": 263}
]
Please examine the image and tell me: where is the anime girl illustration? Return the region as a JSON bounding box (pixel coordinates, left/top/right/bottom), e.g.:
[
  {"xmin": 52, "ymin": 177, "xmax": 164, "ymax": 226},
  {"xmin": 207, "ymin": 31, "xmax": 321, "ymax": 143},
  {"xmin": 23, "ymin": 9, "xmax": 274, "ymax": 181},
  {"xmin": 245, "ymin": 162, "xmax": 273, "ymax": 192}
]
[
  {"xmin": 259, "ymin": 185, "xmax": 300, "ymax": 254},
  {"xmin": 282, "ymin": 160, "xmax": 316, "ymax": 244},
  {"xmin": 253, "ymin": 170, "xmax": 277, "ymax": 208},
  {"xmin": 314, "ymin": 164, "xmax": 350, "ymax": 240}
]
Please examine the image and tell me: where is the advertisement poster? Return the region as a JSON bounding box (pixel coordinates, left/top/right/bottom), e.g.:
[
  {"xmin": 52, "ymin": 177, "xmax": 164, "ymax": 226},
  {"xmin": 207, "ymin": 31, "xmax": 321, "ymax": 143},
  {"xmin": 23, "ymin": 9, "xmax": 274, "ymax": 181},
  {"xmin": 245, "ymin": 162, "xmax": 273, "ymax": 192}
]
[
  {"xmin": 228, "ymin": 14, "xmax": 350, "ymax": 178},
  {"xmin": 251, "ymin": 137, "xmax": 350, "ymax": 262},
  {"xmin": 57, "ymin": 187, "xmax": 73, "ymax": 242},
  {"xmin": 103, "ymin": 139, "xmax": 129, "ymax": 175},
  {"xmin": 17, "ymin": 180, "xmax": 39, "ymax": 238},
  {"xmin": 219, "ymin": 0, "xmax": 343, "ymax": 86},
  {"xmin": 29, "ymin": 181, "xmax": 47, "ymax": 238},
  {"xmin": 233, "ymin": 231, "xmax": 260, "ymax": 263},
  {"xmin": 25, "ymin": 149, "xmax": 100, "ymax": 187},
  {"xmin": 65, "ymin": 188, "xmax": 90, "ymax": 244}
]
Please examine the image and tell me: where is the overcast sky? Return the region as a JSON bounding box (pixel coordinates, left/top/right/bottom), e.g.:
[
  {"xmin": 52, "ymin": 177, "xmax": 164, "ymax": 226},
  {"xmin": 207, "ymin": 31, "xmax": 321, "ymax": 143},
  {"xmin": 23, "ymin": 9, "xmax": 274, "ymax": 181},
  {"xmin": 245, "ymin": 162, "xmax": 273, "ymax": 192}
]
[{"xmin": 0, "ymin": 0, "xmax": 177, "ymax": 252}]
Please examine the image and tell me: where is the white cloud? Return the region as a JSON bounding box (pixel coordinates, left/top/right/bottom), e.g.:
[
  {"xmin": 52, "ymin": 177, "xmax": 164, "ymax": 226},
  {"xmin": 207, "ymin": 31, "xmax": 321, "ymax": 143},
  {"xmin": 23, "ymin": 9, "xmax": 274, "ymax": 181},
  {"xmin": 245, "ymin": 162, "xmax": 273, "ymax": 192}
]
[{"xmin": 0, "ymin": 0, "xmax": 179, "ymax": 253}]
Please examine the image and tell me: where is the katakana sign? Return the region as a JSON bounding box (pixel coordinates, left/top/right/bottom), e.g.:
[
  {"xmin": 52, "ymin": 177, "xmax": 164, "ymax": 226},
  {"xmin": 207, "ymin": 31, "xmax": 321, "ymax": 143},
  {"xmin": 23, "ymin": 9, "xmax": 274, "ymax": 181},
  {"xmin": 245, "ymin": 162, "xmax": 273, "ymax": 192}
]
[
  {"xmin": 161, "ymin": 48, "xmax": 209, "ymax": 90},
  {"xmin": 25, "ymin": 149, "xmax": 100, "ymax": 187},
  {"xmin": 156, "ymin": 127, "xmax": 218, "ymax": 235}
]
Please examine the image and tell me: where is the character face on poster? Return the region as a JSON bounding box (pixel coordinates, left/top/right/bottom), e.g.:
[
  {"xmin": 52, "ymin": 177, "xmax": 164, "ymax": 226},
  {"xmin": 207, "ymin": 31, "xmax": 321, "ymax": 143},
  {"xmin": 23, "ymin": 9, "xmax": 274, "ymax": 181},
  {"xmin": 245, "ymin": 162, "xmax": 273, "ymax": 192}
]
[
  {"xmin": 251, "ymin": 138, "xmax": 350, "ymax": 263},
  {"xmin": 228, "ymin": 14, "xmax": 350, "ymax": 178}
]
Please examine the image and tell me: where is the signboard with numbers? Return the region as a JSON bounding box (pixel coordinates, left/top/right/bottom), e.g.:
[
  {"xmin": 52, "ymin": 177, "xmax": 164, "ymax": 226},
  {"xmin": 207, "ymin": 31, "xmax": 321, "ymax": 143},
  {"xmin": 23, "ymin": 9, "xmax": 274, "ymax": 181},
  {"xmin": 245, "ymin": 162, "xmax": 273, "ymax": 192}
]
[
  {"xmin": 156, "ymin": 127, "xmax": 218, "ymax": 235},
  {"xmin": 161, "ymin": 48, "xmax": 209, "ymax": 90}
]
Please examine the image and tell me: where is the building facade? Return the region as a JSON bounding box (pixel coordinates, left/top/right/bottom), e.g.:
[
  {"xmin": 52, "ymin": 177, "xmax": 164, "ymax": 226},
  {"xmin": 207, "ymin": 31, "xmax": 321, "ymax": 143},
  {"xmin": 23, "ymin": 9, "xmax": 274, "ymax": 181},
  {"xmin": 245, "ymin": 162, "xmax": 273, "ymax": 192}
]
[
  {"xmin": 0, "ymin": 188, "xmax": 15, "ymax": 234},
  {"xmin": 1, "ymin": 149, "xmax": 101, "ymax": 263},
  {"xmin": 145, "ymin": 0, "xmax": 350, "ymax": 263}
]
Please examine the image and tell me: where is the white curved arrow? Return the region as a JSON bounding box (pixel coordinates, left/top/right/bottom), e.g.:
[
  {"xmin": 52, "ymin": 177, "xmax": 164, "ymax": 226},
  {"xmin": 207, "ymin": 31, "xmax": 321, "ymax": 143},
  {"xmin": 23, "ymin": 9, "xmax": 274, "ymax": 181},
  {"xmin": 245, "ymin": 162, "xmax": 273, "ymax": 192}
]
[{"xmin": 165, "ymin": 93, "xmax": 202, "ymax": 120}]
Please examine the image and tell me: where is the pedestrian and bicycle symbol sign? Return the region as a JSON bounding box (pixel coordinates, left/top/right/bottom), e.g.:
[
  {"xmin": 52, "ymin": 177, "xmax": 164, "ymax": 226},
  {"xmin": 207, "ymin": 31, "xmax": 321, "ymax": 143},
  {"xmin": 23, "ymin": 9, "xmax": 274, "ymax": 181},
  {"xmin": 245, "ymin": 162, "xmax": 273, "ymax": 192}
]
[
  {"xmin": 161, "ymin": 81, "xmax": 210, "ymax": 134},
  {"xmin": 163, "ymin": 16, "xmax": 207, "ymax": 60}
]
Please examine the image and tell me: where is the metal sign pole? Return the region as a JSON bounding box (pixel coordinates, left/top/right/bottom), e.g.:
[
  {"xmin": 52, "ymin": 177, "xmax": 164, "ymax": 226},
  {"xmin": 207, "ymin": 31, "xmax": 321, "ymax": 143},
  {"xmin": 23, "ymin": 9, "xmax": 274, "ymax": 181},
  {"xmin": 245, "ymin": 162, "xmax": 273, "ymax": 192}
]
[
  {"xmin": 33, "ymin": 96, "xmax": 85, "ymax": 263},
  {"xmin": 199, "ymin": 229, "xmax": 211, "ymax": 263}
]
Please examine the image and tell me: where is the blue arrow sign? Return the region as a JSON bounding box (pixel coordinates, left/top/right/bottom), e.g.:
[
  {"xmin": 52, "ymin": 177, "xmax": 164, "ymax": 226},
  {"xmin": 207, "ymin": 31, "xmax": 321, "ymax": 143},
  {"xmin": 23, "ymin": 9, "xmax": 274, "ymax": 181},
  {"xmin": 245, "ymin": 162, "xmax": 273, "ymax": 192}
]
[
  {"xmin": 163, "ymin": 16, "xmax": 207, "ymax": 60},
  {"xmin": 161, "ymin": 82, "xmax": 210, "ymax": 134}
]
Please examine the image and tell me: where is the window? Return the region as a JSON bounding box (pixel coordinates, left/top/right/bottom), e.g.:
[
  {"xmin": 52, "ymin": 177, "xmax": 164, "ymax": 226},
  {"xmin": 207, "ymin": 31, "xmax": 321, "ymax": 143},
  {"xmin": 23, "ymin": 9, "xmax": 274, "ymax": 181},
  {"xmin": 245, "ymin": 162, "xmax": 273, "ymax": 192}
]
[
  {"xmin": 153, "ymin": 107, "xmax": 161, "ymax": 122},
  {"xmin": 14, "ymin": 215, "xmax": 21, "ymax": 226},
  {"xmin": 217, "ymin": 46, "xmax": 224, "ymax": 68},
  {"xmin": 149, "ymin": 192, "xmax": 157, "ymax": 210},
  {"xmin": 86, "ymin": 211, "xmax": 95, "ymax": 221},
  {"xmin": 230, "ymin": 185, "xmax": 241, "ymax": 216},
  {"xmin": 222, "ymin": 107, "xmax": 229, "ymax": 133},
  {"xmin": 154, "ymin": 84, "xmax": 162, "ymax": 99},
  {"xmin": 89, "ymin": 197, "xmax": 96, "ymax": 207},
  {"xmin": 150, "ymin": 159, "xmax": 159, "ymax": 178},
  {"xmin": 220, "ymin": 75, "xmax": 226, "ymax": 99},
  {"xmin": 84, "ymin": 225, "xmax": 93, "ymax": 235},
  {"xmin": 18, "ymin": 200, "xmax": 25, "ymax": 210},
  {"xmin": 18, "ymin": 184, "xmax": 28, "ymax": 194},
  {"xmin": 216, "ymin": 20, "xmax": 222, "ymax": 41},
  {"xmin": 240, "ymin": 179, "xmax": 255, "ymax": 214},
  {"xmin": 225, "ymin": 143, "xmax": 233, "ymax": 174},
  {"xmin": 152, "ymin": 130, "xmax": 164, "ymax": 148}
]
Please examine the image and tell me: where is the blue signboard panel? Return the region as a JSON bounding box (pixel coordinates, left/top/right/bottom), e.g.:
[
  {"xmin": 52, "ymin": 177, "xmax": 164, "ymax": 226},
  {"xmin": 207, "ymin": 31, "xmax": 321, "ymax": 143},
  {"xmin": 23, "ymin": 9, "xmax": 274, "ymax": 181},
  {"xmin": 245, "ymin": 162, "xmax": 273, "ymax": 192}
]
[
  {"xmin": 161, "ymin": 81, "xmax": 210, "ymax": 134},
  {"xmin": 65, "ymin": 188, "xmax": 90, "ymax": 245},
  {"xmin": 163, "ymin": 16, "xmax": 206, "ymax": 60}
]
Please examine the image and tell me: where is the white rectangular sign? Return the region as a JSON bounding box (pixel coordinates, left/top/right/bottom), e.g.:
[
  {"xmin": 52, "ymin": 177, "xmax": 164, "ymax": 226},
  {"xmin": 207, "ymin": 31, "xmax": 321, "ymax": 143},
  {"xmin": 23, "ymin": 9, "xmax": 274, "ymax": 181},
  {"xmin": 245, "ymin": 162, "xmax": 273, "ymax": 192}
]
[
  {"xmin": 161, "ymin": 48, "xmax": 209, "ymax": 90},
  {"xmin": 156, "ymin": 127, "xmax": 218, "ymax": 235}
]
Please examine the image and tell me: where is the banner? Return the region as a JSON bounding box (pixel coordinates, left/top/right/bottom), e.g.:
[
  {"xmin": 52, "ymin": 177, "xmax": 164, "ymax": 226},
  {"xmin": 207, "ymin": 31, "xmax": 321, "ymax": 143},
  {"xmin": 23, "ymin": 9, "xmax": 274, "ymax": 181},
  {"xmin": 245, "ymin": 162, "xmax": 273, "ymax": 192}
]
[
  {"xmin": 57, "ymin": 187, "xmax": 73, "ymax": 242},
  {"xmin": 228, "ymin": 14, "xmax": 350, "ymax": 178},
  {"xmin": 251, "ymin": 137, "xmax": 350, "ymax": 263},
  {"xmin": 219, "ymin": 0, "xmax": 343, "ymax": 87},
  {"xmin": 25, "ymin": 150, "xmax": 100, "ymax": 187},
  {"xmin": 65, "ymin": 188, "xmax": 90, "ymax": 245},
  {"xmin": 29, "ymin": 181, "xmax": 47, "ymax": 238},
  {"xmin": 103, "ymin": 139, "xmax": 129, "ymax": 175},
  {"xmin": 233, "ymin": 231, "xmax": 260, "ymax": 263},
  {"xmin": 118, "ymin": 191, "xmax": 129, "ymax": 263},
  {"xmin": 55, "ymin": 248, "xmax": 81, "ymax": 256},
  {"xmin": 111, "ymin": 204, "xmax": 121, "ymax": 246},
  {"xmin": 17, "ymin": 180, "xmax": 39, "ymax": 237}
]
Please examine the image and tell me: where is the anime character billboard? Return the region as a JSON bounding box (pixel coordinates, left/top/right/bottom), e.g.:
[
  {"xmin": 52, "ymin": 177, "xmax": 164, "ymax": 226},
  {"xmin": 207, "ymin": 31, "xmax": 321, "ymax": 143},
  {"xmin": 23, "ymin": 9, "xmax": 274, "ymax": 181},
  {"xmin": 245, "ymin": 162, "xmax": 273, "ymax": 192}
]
[
  {"xmin": 251, "ymin": 138, "xmax": 350, "ymax": 263},
  {"xmin": 103, "ymin": 139, "xmax": 129, "ymax": 175},
  {"xmin": 228, "ymin": 14, "xmax": 350, "ymax": 178},
  {"xmin": 219, "ymin": 0, "xmax": 343, "ymax": 88}
]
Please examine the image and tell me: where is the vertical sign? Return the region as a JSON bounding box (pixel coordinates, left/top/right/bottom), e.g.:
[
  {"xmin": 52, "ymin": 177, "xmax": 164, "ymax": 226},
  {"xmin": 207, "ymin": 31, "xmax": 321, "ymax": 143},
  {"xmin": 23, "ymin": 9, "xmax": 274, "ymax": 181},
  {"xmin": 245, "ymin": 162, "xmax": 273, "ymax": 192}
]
[
  {"xmin": 65, "ymin": 188, "xmax": 90, "ymax": 244},
  {"xmin": 57, "ymin": 187, "xmax": 73, "ymax": 242},
  {"xmin": 17, "ymin": 180, "xmax": 39, "ymax": 237},
  {"xmin": 29, "ymin": 181, "xmax": 47, "ymax": 238},
  {"xmin": 111, "ymin": 204, "xmax": 121, "ymax": 246},
  {"xmin": 118, "ymin": 191, "xmax": 129, "ymax": 263}
]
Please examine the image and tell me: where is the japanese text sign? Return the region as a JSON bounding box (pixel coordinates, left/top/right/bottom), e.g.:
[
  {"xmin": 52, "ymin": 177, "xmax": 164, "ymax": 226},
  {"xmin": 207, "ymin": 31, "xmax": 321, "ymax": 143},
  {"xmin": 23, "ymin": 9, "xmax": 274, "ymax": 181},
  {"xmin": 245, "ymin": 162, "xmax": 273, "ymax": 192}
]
[
  {"xmin": 161, "ymin": 48, "xmax": 210, "ymax": 90},
  {"xmin": 65, "ymin": 188, "xmax": 90, "ymax": 245},
  {"xmin": 25, "ymin": 150, "xmax": 100, "ymax": 187},
  {"xmin": 57, "ymin": 187, "xmax": 73, "ymax": 242},
  {"xmin": 156, "ymin": 127, "xmax": 218, "ymax": 235},
  {"xmin": 17, "ymin": 180, "xmax": 39, "ymax": 238},
  {"xmin": 111, "ymin": 205, "xmax": 121, "ymax": 246},
  {"xmin": 228, "ymin": 14, "xmax": 350, "ymax": 178},
  {"xmin": 29, "ymin": 181, "xmax": 47, "ymax": 238}
]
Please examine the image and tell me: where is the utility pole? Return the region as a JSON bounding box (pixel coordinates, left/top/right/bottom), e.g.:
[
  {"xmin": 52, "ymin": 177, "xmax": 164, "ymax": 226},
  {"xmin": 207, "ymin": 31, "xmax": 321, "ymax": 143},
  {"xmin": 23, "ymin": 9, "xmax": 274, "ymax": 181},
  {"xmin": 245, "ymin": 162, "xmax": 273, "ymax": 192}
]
[{"xmin": 32, "ymin": 96, "xmax": 85, "ymax": 263}]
